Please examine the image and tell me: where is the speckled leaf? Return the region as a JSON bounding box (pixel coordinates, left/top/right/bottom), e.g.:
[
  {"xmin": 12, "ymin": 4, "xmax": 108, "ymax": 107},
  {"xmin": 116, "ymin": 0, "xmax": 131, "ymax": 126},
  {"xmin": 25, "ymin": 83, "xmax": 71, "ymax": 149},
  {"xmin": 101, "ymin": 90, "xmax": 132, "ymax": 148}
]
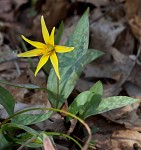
[
  {"xmin": 47, "ymin": 9, "xmax": 103, "ymax": 108},
  {"xmin": 0, "ymin": 80, "xmax": 41, "ymax": 89},
  {"xmin": 68, "ymin": 81, "xmax": 103, "ymax": 120},
  {"xmin": 92, "ymin": 96, "xmax": 138, "ymax": 115},
  {"xmin": 11, "ymin": 112, "xmax": 52, "ymax": 125}
]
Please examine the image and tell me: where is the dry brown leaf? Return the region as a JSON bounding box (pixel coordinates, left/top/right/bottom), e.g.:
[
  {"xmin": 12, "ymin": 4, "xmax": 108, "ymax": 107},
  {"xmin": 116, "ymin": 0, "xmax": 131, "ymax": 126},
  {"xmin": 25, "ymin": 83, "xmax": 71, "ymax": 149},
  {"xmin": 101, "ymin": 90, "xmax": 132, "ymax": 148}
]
[
  {"xmin": 114, "ymin": 28, "xmax": 135, "ymax": 55},
  {"xmin": 0, "ymin": 0, "xmax": 14, "ymax": 21},
  {"xmin": 125, "ymin": 0, "xmax": 141, "ymax": 19},
  {"xmin": 77, "ymin": 0, "xmax": 109, "ymax": 7},
  {"xmin": 60, "ymin": 16, "xmax": 79, "ymax": 45},
  {"xmin": 26, "ymin": 90, "xmax": 49, "ymax": 105},
  {"xmin": 87, "ymin": 116, "xmax": 141, "ymax": 150},
  {"xmin": 36, "ymin": 117, "xmax": 66, "ymax": 133},
  {"xmin": 7, "ymin": 72, "xmax": 30, "ymax": 102},
  {"xmin": 128, "ymin": 64, "xmax": 141, "ymax": 90},
  {"xmin": 102, "ymin": 102, "xmax": 141, "ymax": 130},
  {"xmin": 125, "ymin": 0, "xmax": 141, "ymax": 40},
  {"xmin": 33, "ymin": 0, "xmax": 69, "ymax": 41},
  {"xmin": 111, "ymin": 130, "xmax": 141, "ymax": 150},
  {"xmin": 124, "ymin": 81, "xmax": 141, "ymax": 99},
  {"xmin": 90, "ymin": 21, "xmax": 125, "ymax": 50},
  {"xmin": 43, "ymin": 136, "xmax": 55, "ymax": 150},
  {"xmin": 13, "ymin": 0, "xmax": 27, "ymax": 11},
  {"xmin": 76, "ymin": 47, "xmax": 135, "ymax": 97},
  {"xmin": 128, "ymin": 15, "xmax": 141, "ymax": 40},
  {"xmin": 86, "ymin": 116, "xmax": 123, "ymax": 150}
]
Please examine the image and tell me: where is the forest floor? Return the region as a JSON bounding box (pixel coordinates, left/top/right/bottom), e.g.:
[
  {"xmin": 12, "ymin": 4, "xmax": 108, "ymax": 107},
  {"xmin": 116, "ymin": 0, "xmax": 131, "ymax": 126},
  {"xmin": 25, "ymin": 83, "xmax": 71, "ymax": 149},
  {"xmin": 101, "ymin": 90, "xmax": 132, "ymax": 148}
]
[{"xmin": 0, "ymin": 0, "xmax": 141, "ymax": 149}]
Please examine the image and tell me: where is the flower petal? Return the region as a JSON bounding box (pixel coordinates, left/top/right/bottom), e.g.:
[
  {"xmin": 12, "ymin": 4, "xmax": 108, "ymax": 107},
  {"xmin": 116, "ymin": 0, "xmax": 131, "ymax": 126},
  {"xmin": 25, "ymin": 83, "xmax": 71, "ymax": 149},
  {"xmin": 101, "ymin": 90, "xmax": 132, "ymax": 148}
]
[
  {"xmin": 50, "ymin": 51, "xmax": 60, "ymax": 79},
  {"xmin": 17, "ymin": 49, "xmax": 43, "ymax": 57},
  {"xmin": 48, "ymin": 27, "xmax": 55, "ymax": 46},
  {"xmin": 22, "ymin": 35, "xmax": 46, "ymax": 48},
  {"xmin": 55, "ymin": 45, "xmax": 74, "ymax": 53},
  {"xmin": 41, "ymin": 16, "xmax": 49, "ymax": 44},
  {"xmin": 35, "ymin": 54, "xmax": 49, "ymax": 76}
]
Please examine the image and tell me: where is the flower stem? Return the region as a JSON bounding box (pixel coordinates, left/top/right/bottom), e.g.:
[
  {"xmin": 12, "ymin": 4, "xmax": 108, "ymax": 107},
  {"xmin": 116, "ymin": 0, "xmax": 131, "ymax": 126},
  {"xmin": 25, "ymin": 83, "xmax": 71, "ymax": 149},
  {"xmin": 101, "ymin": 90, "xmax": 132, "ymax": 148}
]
[{"xmin": 56, "ymin": 76, "xmax": 59, "ymax": 108}]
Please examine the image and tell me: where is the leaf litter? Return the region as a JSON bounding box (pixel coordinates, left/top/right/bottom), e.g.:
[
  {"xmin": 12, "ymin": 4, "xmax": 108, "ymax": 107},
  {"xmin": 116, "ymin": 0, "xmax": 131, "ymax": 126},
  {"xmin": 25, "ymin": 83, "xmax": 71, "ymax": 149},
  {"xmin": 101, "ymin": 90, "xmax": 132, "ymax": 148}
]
[{"xmin": 0, "ymin": 0, "xmax": 141, "ymax": 149}]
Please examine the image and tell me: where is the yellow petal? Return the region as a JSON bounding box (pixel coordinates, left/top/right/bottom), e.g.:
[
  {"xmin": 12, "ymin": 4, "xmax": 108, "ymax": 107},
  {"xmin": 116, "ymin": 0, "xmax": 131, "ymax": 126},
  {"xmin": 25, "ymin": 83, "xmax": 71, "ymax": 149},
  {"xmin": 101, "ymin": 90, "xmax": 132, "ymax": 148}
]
[
  {"xmin": 22, "ymin": 35, "xmax": 46, "ymax": 48},
  {"xmin": 41, "ymin": 16, "xmax": 49, "ymax": 44},
  {"xmin": 17, "ymin": 49, "xmax": 43, "ymax": 57},
  {"xmin": 55, "ymin": 45, "xmax": 74, "ymax": 53},
  {"xmin": 35, "ymin": 54, "xmax": 49, "ymax": 76},
  {"xmin": 50, "ymin": 51, "xmax": 60, "ymax": 79},
  {"xmin": 48, "ymin": 27, "xmax": 55, "ymax": 46}
]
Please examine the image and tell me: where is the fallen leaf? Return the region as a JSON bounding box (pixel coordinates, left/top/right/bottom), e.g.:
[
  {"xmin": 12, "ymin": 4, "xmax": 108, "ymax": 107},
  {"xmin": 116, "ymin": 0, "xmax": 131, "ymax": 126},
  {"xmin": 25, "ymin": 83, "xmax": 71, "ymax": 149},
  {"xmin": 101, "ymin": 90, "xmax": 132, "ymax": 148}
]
[
  {"xmin": 125, "ymin": 0, "xmax": 141, "ymax": 40},
  {"xmin": 43, "ymin": 136, "xmax": 55, "ymax": 150},
  {"xmin": 102, "ymin": 102, "xmax": 141, "ymax": 130},
  {"xmin": 90, "ymin": 21, "xmax": 125, "ymax": 50},
  {"xmin": 77, "ymin": 0, "xmax": 109, "ymax": 7},
  {"xmin": 0, "ymin": 0, "xmax": 14, "ymax": 21},
  {"xmin": 124, "ymin": 81, "xmax": 141, "ymax": 99},
  {"xmin": 111, "ymin": 130, "xmax": 141, "ymax": 149}
]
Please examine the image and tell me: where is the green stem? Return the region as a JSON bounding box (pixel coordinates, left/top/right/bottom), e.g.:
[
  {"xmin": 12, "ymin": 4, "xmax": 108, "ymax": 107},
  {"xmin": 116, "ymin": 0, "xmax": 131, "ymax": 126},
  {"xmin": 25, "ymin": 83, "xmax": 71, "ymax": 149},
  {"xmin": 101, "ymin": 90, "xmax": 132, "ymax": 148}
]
[
  {"xmin": 56, "ymin": 76, "xmax": 59, "ymax": 108},
  {"xmin": 0, "ymin": 108, "xmax": 91, "ymax": 150},
  {"xmin": 46, "ymin": 132, "xmax": 82, "ymax": 149}
]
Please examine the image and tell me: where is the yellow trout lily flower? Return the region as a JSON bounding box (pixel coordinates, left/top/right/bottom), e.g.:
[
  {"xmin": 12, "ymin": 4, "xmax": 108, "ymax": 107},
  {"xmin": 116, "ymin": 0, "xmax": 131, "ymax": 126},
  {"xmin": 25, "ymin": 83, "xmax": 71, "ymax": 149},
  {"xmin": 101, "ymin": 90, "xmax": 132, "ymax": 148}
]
[{"xmin": 17, "ymin": 16, "xmax": 74, "ymax": 79}]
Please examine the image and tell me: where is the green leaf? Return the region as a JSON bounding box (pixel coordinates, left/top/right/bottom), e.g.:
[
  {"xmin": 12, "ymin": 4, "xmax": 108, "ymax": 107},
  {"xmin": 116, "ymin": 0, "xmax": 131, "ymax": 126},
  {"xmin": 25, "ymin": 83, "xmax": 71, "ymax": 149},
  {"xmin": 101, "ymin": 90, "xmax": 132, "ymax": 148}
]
[
  {"xmin": 16, "ymin": 140, "xmax": 43, "ymax": 148},
  {"xmin": 55, "ymin": 21, "xmax": 64, "ymax": 44},
  {"xmin": 0, "ymin": 129, "xmax": 12, "ymax": 150},
  {"xmin": 81, "ymin": 93, "xmax": 102, "ymax": 119},
  {"xmin": 11, "ymin": 111, "xmax": 52, "ymax": 125},
  {"xmin": 90, "ymin": 80, "xmax": 103, "ymax": 94},
  {"xmin": 92, "ymin": 96, "xmax": 139, "ymax": 115},
  {"xmin": 0, "ymin": 80, "xmax": 41, "ymax": 89},
  {"xmin": 0, "ymin": 86, "xmax": 15, "ymax": 116},
  {"xmin": 68, "ymin": 82, "xmax": 138, "ymax": 119},
  {"xmin": 47, "ymin": 8, "xmax": 103, "ymax": 108},
  {"xmin": 68, "ymin": 91, "xmax": 102, "ymax": 120},
  {"xmin": 15, "ymin": 133, "xmax": 43, "ymax": 148},
  {"xmin": 68, "ymin": 81, "xmax": 103, "ymax": 120},
  {"xmin": 68, "ymin": 87, "xmax": 138, "ymax": 119},
  {"xmin": 1, "ymin": 123, "xmax": 42, "ymax": 148},
  {"xmin": 68, "ymin": 91, "xmax": 93, "ymax": 116},
  {"xmin": 81, "ymin": 81, "xmax": 103, "ymax": 119},
  {"xmin": 1, "ymin": 123, "xmax": 38, "ymax": 135}
]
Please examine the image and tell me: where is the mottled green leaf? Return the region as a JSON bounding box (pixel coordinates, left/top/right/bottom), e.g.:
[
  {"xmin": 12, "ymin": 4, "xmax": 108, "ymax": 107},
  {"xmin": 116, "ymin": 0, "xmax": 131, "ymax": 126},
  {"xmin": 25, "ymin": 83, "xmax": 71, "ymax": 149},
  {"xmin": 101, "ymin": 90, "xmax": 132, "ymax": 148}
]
[
  {"xmin": 93, "ymin": 96, "xmax": 138, "ymax": 115},
  {"xmin": 68, "ymin": 81, "xmax": 103, "ymax": 120},
  {"xmin": 1, "ymin": 123, "xmax": 38, "ymax": 135},
  {"xmin": 11, "ymin": 111, "xmax": 52, "ymax": 125},
  {"xmin": 47, "ymin": 9, "xmax": 103, "ymax": 108},
  {"xmin": 0, "ymin": 80, "xmax": 41, "ymax": 89},
  {"xmin": 0, "ymin": 86, "xmax": 15, "ymax": 116},
  {"xmin": 90, "ymin": 80, "xmax": 103, "ymax": 94}
]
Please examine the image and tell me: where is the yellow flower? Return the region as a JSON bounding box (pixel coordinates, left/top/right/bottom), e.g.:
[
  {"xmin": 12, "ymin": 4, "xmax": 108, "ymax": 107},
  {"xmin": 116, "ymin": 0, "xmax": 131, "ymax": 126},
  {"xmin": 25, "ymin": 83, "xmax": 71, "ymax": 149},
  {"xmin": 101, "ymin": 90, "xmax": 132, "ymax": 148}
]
[{"xmin": 17, "ymin": 16, "xmax": 74, "ymax": 79}]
